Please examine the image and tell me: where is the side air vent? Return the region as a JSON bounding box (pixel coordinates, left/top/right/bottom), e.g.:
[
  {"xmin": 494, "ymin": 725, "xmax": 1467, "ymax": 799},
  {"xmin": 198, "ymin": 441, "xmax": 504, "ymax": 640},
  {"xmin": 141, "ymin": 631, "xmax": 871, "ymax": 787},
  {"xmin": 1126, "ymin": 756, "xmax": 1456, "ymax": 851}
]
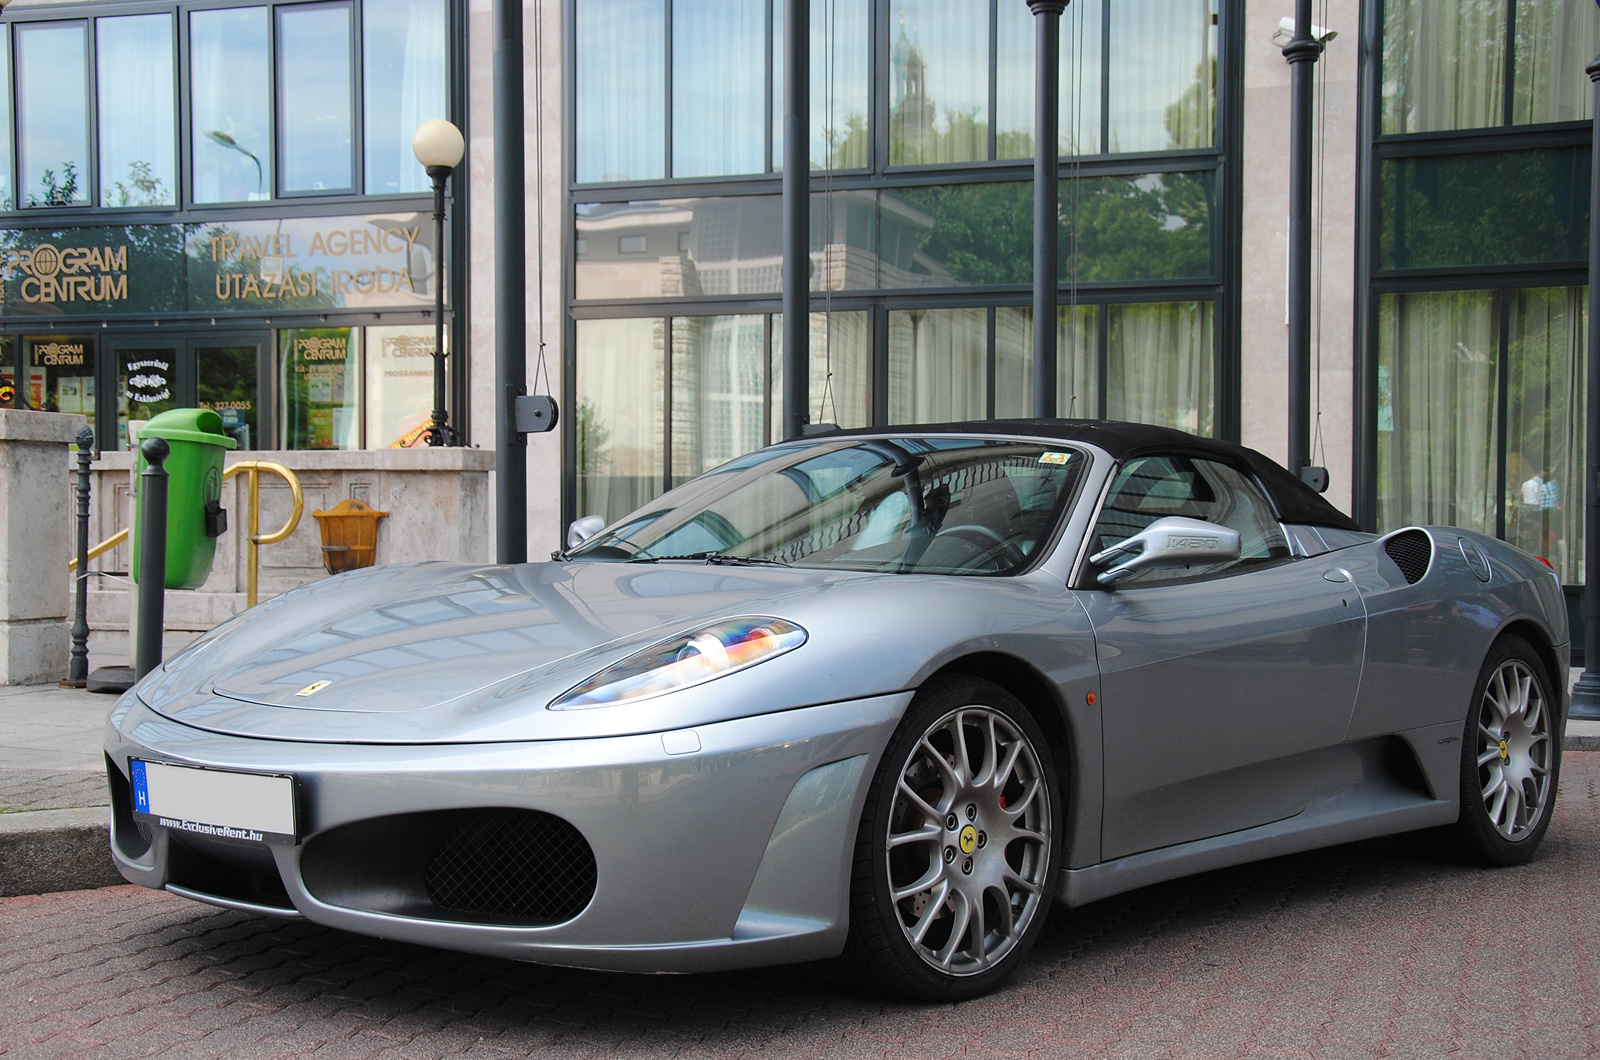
[
  {"xmin": 424, "ymin": 809, "xmax": 597, "ymax": 923},
  {"xmin": 1384, "ymin": 529, "xmax": 1433, "ymax": 585}
]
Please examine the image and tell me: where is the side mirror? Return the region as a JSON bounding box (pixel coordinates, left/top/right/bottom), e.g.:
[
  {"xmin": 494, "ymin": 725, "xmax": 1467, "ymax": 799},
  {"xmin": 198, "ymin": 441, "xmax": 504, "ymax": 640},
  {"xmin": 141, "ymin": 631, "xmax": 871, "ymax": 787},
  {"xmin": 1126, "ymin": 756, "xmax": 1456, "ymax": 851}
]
[
  {"xmin": 1089, "ymin": 517, "xmax": 1242, "ymax": 587},
  {"xmin": 566, "ymin": 514, "xmax": 607, "ymax": 550}
]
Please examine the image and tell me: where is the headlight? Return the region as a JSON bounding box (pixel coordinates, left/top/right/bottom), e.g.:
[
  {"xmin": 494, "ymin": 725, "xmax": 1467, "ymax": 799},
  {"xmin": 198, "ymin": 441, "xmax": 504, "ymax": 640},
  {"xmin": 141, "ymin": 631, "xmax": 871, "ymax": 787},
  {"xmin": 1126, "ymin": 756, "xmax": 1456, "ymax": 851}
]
[{"xmin": 549, "ymin": 617, "xmax": 807, "ymax": 709}]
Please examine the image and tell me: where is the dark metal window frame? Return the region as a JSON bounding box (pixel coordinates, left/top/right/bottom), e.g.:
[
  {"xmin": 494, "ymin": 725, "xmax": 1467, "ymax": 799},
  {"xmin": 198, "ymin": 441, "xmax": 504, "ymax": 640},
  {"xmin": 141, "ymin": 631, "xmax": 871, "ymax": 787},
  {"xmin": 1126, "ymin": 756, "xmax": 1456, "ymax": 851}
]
[
  {"xmin": 1354, "ymin": 0, "xmax": 1593, "ymax": 533},
  {"xmin": 0, "ymin": 0, "xmax": 469, "ymax": 442},
  {"xmin": 562, "ymin": 0, "xmax": 1244, "ymax": 531}
]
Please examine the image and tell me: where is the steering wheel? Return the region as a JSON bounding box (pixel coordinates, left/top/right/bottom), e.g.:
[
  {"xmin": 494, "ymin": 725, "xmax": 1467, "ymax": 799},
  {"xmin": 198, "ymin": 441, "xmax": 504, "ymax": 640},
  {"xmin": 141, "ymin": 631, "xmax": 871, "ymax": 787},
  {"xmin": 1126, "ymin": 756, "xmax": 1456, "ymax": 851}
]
[{"xmin": 932, "ymin": 524, "xmax": 1027, "ymax": 570}]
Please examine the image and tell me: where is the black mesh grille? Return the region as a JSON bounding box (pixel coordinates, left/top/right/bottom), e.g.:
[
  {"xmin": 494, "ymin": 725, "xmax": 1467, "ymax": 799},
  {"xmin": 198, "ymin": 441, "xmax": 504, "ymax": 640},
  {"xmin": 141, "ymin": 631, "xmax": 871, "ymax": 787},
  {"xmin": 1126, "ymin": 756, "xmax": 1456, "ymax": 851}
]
[
  {"xmin": 1384, "ymin": 529, "xmax": 1433, "ymax": 585},
  {"xmin": 424, "ymin": 810, "xmax": 596, "ymax": 923}
]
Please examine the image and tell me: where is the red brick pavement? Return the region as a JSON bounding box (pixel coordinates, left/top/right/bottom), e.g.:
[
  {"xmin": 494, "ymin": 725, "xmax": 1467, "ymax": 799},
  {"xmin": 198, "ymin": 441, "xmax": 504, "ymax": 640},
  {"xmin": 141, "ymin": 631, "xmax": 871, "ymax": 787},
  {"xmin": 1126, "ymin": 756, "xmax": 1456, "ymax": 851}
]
[{"xmin": 5, "ymin": 753, "xmax": 1600, "ymax": 1060}]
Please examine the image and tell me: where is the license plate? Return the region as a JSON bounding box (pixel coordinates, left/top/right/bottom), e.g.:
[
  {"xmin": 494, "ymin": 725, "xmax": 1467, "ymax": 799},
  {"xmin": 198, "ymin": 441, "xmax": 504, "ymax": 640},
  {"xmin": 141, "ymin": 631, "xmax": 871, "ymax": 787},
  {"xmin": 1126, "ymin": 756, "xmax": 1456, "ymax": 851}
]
[{"xmin": 130, "ymin": 760, "xmax": 297, "ymax": 843}]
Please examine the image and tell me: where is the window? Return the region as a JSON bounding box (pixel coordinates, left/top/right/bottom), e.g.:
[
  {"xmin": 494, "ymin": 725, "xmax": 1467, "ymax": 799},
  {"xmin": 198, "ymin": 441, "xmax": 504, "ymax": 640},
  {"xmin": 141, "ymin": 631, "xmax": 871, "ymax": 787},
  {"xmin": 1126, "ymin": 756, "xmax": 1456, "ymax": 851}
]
[
  {"xmin": 363, "ymin": 0, "xmax": 448, "ymax": 195},
  {"xmin": 277, "ymin": 3, "xmax": 354, "ymax": 193},
  {"xmin": 1090, "ymin": 455, "xmax": 1289, "ymax": 585},
  {"xmin": 97, "ymin": 15, "xmax": 177, "ymax": 208},
  {"xmin": 191, "ymin": 7, "xmax": 272, "ymax": 203},
  {"xmin": 1, "ymin": 2, "xmax": 451, "ymax": 210},
  {"xmin": 1365, "ymin": 0, "xmax": 1594, "ymax": 582},
  {"xmin": 569, "ymin": 0, "xmax": 1235, "ymax": 529},
  {"xmin": 279, "ymin": 327, "xmax": 361, "ymax": 450},
  {"xmin": 16, "ymin": 22, "xmax": 90, "ymax": 207}
]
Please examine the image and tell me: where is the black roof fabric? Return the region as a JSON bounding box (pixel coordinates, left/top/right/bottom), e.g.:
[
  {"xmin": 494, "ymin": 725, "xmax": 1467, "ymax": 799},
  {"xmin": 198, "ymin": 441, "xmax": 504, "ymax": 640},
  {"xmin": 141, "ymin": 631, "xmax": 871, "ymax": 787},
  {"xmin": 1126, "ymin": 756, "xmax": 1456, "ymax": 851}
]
[{"xmin": 819, "ymin": 418, "xmax": 1363, "ymax": 532}]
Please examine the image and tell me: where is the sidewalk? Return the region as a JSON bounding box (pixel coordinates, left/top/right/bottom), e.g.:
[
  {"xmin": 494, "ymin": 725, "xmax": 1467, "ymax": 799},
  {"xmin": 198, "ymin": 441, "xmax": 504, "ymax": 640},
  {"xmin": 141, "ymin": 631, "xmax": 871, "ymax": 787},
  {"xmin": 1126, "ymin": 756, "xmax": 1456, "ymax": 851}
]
[{"xmin": 3, "ymin": 656, "xmax": 1600, "ymax": 897}]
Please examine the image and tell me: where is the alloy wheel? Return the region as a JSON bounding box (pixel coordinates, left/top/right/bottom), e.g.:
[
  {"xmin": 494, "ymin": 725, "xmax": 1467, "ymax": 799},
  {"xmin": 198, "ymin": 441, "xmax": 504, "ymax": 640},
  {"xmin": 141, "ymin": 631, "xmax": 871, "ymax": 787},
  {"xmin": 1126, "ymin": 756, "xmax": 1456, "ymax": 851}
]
[
  {"xmin": 885, "ymin": 705, "xmax": 1052, "ymax": 976},
  {"xmin": 1476, "ymin": 658, "xmax": 1553, "ymax": 841}
]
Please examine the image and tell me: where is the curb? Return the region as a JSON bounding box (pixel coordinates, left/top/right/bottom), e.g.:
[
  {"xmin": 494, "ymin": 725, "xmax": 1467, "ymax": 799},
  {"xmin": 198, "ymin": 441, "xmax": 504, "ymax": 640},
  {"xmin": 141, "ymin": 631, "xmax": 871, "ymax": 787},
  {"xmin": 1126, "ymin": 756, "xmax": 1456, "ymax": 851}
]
[{"xmin": 0, "ymin": 807, "xmax": 124, "ymax": 897}]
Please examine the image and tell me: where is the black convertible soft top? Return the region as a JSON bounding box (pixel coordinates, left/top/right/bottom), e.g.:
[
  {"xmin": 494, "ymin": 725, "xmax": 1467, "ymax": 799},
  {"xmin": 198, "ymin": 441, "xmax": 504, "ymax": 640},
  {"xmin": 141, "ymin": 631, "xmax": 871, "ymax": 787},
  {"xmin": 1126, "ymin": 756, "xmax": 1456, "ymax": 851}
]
[{"xmin": 820, "ymin": 418, "xmax": 1363, "ymax": 533}]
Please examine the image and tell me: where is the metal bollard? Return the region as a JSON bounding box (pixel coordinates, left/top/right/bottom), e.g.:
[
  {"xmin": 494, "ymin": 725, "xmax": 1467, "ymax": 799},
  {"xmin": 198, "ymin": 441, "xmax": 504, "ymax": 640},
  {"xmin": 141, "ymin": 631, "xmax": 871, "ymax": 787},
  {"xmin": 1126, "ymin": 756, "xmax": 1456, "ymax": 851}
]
[
  {"xmin": 135, "ymin": 437, "xmax": 170, "ymax": 681},
  {"xmin": 65, "ymin": 426, "xmax": 94, "ymax": 687}
]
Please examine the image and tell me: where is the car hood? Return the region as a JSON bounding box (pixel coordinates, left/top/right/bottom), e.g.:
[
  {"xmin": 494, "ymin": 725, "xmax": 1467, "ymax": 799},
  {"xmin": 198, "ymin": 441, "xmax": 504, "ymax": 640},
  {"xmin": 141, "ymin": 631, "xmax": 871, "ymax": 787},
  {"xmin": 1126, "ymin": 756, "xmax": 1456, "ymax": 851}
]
[{"xmin": 135, "ymin": 560, "xmax": 889, "ymax": 743}]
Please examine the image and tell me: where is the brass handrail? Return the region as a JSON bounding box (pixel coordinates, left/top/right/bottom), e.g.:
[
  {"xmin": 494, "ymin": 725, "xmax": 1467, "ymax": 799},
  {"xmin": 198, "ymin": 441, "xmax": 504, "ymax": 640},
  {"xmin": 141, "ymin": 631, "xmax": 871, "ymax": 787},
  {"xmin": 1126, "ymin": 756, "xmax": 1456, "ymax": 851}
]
[
  {"xmin": 223, "ymin": 461, "xmax": 304, "ymax": 607},
  {"xmin": 67, "ymin": 461, "xmax": 304, "ymax": 609},
  {"xmin": 67, "ymin": 527, "xmax": 129, "ymax": 572}
]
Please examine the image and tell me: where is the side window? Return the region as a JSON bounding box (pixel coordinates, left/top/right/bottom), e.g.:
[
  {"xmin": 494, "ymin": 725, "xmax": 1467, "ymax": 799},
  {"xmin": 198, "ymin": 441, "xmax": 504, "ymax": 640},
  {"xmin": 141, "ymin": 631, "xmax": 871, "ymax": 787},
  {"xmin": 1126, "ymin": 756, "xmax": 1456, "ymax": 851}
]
[{"xmin": 1089, "ymin": 455, "xmax": 1291, "ymax": 585}]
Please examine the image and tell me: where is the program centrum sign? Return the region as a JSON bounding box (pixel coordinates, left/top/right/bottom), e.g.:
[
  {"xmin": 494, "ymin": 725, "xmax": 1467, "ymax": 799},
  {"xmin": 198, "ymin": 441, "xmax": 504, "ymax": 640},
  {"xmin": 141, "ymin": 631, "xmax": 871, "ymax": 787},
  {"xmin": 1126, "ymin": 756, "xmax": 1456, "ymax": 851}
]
[{"xmin": 0, "ymin": 212, "xmax": 440, "ymax": 318}]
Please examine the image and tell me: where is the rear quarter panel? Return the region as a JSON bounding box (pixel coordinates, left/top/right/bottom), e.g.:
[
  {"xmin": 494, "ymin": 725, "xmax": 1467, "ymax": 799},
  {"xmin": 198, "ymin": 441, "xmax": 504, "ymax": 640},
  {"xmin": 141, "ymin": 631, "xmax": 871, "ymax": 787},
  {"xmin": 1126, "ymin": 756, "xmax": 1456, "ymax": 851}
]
[{"xmin": 1343, "ymin": 529, "xmax": 1567, "ymax": 742}]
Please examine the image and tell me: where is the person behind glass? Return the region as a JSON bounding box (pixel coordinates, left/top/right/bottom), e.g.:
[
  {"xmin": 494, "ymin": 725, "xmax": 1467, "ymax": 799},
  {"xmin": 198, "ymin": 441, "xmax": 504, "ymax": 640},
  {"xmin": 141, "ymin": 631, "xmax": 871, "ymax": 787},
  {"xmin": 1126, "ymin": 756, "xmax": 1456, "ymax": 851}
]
[{"xmin": 1518, "ymin": 462, "xmax": 1561, "ymax": 565}]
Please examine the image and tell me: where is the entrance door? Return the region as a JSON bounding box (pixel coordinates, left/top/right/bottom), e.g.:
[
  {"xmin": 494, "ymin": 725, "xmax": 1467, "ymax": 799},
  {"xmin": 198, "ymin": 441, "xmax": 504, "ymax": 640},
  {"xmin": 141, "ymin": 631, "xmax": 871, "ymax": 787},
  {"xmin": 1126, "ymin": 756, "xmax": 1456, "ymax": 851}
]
[
  {"xmin": 103, "ymin": 332, "xmax": 270, "ymax": 450},
  {"xmin": 105, "ymin": 337, "xmax": 182, "ymax": 451},
  {"xmin": 194, "ymin": 336, "xmax": 269, "ymax": 449}
]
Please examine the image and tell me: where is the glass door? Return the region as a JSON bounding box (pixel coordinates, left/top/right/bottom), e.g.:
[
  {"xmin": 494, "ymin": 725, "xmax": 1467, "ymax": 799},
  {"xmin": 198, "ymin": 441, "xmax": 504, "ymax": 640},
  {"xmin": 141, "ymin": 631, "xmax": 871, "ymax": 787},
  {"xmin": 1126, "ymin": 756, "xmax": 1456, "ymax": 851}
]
[
  {"xmin": 106, "ymin": 337, "xmax": 182, "ymax": 451},
  {"xmin": 194, "ymin": 335, "xmax": 268, "ymax": 449}
]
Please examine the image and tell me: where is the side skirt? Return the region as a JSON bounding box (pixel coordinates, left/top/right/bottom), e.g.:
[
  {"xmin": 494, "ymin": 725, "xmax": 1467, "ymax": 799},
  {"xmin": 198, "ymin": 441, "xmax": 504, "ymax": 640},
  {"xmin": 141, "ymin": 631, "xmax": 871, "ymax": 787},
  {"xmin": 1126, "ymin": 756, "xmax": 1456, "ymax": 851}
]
[{"xmin": 1058, "ymin": 771, "xmax": 1456, "ymax": 909}]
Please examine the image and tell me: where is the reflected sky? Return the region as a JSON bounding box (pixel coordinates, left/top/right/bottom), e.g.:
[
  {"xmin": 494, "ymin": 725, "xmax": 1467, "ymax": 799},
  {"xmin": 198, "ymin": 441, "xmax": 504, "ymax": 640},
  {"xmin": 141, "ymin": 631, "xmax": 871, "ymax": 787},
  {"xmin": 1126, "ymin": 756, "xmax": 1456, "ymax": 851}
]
[
  {"xmin": 577, "ymin": 0, "xmax": 665, "ymax": 182},
  {"xmin": 97, "ymin": 14, "xmax": 176, "ymax": 207},
  {"xmin": 16, "ymin": 21, "xmax": 89, "ymax": 206},
  {"xmin": 278, "ymin": 3, "xmax": 354, "ymax": 192},
  {"xmin": 191, "ymin": 7, "xmax": 272, "ymax": 203}
]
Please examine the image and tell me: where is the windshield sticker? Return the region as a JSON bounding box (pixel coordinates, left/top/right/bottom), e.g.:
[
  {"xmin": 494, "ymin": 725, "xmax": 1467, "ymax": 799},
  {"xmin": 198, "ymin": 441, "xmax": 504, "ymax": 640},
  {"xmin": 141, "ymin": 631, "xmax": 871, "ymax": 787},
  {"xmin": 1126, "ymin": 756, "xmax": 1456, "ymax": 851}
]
[{"xmin": 1038, "ymin": 452, "xmax": 1070, "ymax": 465}]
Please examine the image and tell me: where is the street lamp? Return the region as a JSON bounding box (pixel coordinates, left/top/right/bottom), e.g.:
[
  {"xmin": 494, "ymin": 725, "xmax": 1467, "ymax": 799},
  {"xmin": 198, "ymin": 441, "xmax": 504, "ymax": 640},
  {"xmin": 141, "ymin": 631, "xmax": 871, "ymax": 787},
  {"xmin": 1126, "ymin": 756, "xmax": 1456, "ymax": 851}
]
[
  {"xmin": 1569, "ymin": 24, "xmax": 1600, "ymax": 720},
  {"xmin": 203, "ymin": 130, "xmax": 264, "ymax": 197},
  {"xmin": 413, "ymin": 118, "xmax": 465, "ymax": 447}
]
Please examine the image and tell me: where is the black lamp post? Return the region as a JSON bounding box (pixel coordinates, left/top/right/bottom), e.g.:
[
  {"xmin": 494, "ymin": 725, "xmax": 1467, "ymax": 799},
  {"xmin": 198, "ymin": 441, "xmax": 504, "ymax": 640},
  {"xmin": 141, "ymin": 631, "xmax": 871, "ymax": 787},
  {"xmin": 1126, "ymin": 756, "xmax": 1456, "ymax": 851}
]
[
  {"xmin": 413, "ymin": 119, "xmax": 465, "ymax": 447},
  {"xmin": 1569, "ymin": 39, "xmax": 1600, "ymax": 720}
]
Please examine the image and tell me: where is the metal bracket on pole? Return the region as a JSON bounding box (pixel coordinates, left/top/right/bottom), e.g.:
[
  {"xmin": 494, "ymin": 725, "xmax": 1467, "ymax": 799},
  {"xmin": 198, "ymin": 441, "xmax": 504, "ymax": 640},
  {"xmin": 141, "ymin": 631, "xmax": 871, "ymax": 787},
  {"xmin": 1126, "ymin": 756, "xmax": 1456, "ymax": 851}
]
[{"xmin": 514, "ymin": 394, "xmax": 559, "ymax": 434}]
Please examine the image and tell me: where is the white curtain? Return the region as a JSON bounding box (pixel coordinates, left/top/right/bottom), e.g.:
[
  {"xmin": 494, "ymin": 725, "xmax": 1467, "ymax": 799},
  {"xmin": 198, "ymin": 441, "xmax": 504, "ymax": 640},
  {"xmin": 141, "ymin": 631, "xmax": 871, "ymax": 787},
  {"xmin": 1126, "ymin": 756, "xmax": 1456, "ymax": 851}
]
[
  {"xmin": 576, "ymin": 318, "xmax": 666, "ymax": 521},
  {"xmin": 1383, "ymin": 0, "xmax": 1506, "ymax": 134},
  {"xmin": 1513, "ymin": 0, "xmax": 1600, "ymax": 125},
  {"xmin": 996, "ymin": 0, "xmax": 1103, "ymax": 158},
  {"xmin": 1506, "ymin": 288, "xmax": 1586, "ymax": 579},
  {"xmin": 1376, "ymin": 291, "xmax": 1500, "ymax": 534},
  {"xmin": 887, "ymin": 308, "xmax": 986, "ymax": 424},
  {"xmin": 1107, "ymin": 0, "xmax": 1214, "ymax": 152},
  {"xmin": 1106, "ymin": 301, "xmax": 1212, "ymax": 435},
  {"xmin": 97, "ymin": 15, "xmax": 175, "ymax": 206},
  {"xmin": 576, "ymin": 0, "xmax": 665, "ymax": 183},
  {"xmin": 888, "ymin": 0, "xmax": 989, "ymax": 164},
  {"xmin": 364, "ymin": 0, "xmax": 448, "ymax": 194},
  {"xmin": 673, "ymin": 0, "xmax": 765, "ymax": 177},
  {"xmin": 993, "ymin": 306, "xmax": 1098, "ymax": 419}
]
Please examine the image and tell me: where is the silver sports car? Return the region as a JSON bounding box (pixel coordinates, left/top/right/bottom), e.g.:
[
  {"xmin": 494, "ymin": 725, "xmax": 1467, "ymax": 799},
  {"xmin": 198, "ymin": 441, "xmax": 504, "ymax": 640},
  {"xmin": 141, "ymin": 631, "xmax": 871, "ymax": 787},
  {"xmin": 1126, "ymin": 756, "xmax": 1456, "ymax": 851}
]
[{"xmin": 105, "ymin": 420, "xmax": 1568, "ymax": 1000}]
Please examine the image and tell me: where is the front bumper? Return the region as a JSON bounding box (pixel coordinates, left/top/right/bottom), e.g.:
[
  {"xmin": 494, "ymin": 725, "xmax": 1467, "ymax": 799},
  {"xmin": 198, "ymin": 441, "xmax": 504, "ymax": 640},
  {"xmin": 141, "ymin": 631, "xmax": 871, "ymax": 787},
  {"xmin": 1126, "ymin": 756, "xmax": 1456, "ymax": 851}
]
[{"xmin": 104, "ymin": 690, "xmax": 909, "ymax": 972}]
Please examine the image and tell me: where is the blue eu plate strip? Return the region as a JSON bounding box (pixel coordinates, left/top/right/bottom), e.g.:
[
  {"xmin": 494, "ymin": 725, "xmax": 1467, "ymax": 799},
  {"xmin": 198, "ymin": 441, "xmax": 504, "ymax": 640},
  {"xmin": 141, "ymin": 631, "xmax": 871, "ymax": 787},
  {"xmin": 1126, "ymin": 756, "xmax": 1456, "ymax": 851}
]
[{"xmin": 130, "ymin": 759, "xmax": 150, "ymax": 814}]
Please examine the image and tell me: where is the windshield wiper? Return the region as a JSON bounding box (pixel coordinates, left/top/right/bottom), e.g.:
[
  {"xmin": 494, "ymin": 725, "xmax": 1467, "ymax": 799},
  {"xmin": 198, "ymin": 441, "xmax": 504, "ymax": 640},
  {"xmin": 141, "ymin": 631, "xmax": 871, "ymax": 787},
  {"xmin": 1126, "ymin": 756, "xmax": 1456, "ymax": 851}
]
[{"xmin": 628, "ymin": 550, "xmax": 791, "ymax": 567}]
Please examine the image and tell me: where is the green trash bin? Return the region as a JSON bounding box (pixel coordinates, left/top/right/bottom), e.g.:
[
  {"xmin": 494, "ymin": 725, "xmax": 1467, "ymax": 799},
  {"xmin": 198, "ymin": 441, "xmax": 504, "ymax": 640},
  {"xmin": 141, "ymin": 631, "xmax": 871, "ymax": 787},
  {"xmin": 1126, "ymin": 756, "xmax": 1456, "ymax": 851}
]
[{"xmin": 132, "ymin": 408, "xmax": 238, "ymax": 590}]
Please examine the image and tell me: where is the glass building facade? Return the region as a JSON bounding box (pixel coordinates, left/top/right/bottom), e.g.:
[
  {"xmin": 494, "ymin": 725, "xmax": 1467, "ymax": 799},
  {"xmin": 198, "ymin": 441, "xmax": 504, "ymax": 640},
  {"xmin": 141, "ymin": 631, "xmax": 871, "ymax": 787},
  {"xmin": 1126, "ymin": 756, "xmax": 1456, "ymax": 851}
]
[
  {"xmin": 0, "ymin": 0, "xmax": 460, "ymax": 452},
  {"xmin": 1360, "ymin": 0, "xmax": 1600, "ymax": 586},
  {"xmin": 564, "ymin": 0, "xmax": 1240, "ymax": 526}
]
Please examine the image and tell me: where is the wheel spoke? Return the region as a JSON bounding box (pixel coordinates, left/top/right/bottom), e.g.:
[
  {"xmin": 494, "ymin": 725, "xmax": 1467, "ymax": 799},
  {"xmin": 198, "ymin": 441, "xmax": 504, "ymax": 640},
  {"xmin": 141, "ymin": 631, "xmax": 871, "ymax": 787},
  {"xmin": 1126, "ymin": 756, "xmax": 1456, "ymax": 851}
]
[
  {"xmin": 1003, "ymin": 868, "xmax": 1041, "ymax": 895},
  {"xmin": 944, "ymin": 713, "xmax": 973, "ymax": 786},
  {"xmin": 990, "ymin": 883, "xmax": 1016, "ymax": 938},
  {"xmin": 1478, "ymin": 747, "xmax": 1503, "ymax": 767},
  {"xmin": 1503, "ymin": 784, "xmax": 1522, "ymax": 833},
  {"xmin": 888, "ymin": 822, "xmax": 944, "ymax": 850},
  {"xmin": 1481, "ymin": 767, "xmax": 1505, "ymax": 801},
  {"xmin": 1488, "ymin": 783, "xmax": 1509, "ymax": 827},
  {"xmin": 897, "ymin": 778, "xmax": 943, "ymax": 824},
  {"xmin": 892, "ymin": 860, "xmax": 946, "ymax": 903},
  {"xmin": 909, "ymin": 879, "xmax": 950, "ymax": 946},
  {"xmin": 1002, "ymin": 777, "xmax": 1041, "ymax": 821},
  {"xmin": 1479, "ymin": 722, "xmax": 1501, "ymax": 744},
  {"xmin": 992, "ymin": 737, "xmax": 1025, "ymax": 795},
  {"xmin": 935, "ymin": 890, "xmax": 973, "ymax": 968},
  {"xmin": 919, "ymin": 738, "xmax": 959, "ymax": 791}
]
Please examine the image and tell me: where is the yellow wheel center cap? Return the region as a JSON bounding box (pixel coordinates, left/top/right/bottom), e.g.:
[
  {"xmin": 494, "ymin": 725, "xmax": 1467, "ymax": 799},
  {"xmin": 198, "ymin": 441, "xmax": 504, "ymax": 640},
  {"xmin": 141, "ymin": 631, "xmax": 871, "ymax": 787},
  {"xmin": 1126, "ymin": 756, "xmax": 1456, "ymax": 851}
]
[
  {"xmin": 959, "ymin": 824, "xmax": 978, "ymax": 855},
  {"xmin": 1499, "ymin": 738, "xmax": 1510, "ymax": 762}
]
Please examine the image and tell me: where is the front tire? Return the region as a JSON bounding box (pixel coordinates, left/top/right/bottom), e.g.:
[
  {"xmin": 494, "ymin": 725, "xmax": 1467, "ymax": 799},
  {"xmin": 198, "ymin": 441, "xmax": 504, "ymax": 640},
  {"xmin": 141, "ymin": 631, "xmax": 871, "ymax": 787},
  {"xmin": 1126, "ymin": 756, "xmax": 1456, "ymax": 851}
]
[
  {"xmin": 1442, "ymin": 635, "xmax": 1560, "ymax": 866},
  {"xmin": 843, "ymin": 675, "xmax": 1062, "ymax": 1001}
]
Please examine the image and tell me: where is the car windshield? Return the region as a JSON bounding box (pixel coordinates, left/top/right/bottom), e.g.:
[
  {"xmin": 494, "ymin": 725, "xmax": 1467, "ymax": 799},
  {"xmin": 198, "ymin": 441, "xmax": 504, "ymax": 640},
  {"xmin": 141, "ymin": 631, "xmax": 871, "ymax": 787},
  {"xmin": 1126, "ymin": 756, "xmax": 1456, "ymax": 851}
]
[{"xmin": 569, "ymin": 437, "xmax": 1086, "ymax": 575}]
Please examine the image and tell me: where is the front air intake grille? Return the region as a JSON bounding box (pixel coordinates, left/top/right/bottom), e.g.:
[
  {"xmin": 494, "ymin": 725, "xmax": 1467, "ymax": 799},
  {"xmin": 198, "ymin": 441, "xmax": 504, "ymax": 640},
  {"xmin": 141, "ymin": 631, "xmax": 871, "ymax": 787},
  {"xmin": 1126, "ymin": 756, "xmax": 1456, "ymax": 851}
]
[
  {"xmin": 1384, "ymin": 529, "xmax": 1433, "ymax": 585},
  {"xmin": 424, "ymin": 809, "xmax": 596, "ymax": 923}
]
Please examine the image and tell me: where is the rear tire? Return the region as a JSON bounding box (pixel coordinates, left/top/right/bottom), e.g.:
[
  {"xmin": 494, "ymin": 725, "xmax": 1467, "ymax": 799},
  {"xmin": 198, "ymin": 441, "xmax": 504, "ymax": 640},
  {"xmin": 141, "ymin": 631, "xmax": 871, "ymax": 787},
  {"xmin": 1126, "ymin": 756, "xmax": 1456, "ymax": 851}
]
[
  {"xmin": 842, "ymin": 675, "xmax": 1062, "ymax": 1001},
  {"xmin": 1441, "ymin": 635, "xmax": 1560, "ymax": 866}
]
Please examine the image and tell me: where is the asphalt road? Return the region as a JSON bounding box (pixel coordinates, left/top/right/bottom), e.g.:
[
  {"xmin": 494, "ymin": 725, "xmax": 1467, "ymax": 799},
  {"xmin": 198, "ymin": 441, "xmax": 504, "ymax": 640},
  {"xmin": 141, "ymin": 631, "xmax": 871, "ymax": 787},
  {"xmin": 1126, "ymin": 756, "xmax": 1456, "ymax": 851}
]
[{"xmin": 4, "ymin": 753, "xmax": 1599, "ymax": 1060}]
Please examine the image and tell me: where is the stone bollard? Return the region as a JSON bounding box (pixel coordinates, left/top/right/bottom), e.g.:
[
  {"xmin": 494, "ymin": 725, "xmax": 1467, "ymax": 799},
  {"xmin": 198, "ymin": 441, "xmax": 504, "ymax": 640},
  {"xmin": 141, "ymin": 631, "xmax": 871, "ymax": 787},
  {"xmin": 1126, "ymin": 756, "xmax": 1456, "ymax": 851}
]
[{"xmin": 0, "ymin": 409, "xmax": 88, "ymax": 685}]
